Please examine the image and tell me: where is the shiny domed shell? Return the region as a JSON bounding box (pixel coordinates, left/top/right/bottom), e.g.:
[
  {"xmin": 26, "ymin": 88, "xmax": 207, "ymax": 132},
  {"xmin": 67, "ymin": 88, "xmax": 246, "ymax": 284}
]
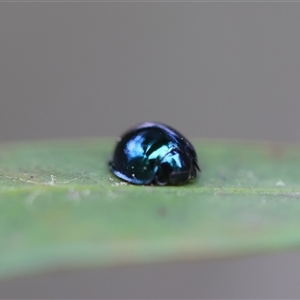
[{"xmin": 109, "ymin": 122, "xmax": 200, "ymax": 185}]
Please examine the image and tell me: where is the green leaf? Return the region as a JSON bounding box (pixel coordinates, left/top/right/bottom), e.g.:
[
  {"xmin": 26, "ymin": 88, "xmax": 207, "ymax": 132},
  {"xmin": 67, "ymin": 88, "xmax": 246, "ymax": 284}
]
[{"xmin": 1, "ymin": 139, "xmax": 300, "ymax": 279}]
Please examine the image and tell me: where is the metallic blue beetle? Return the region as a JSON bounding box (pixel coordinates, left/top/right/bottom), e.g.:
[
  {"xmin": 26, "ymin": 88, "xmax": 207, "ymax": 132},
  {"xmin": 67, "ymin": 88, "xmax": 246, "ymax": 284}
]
[{"xmin": 109, "ymin": 122, "xmax": 200, "ymax": 185}]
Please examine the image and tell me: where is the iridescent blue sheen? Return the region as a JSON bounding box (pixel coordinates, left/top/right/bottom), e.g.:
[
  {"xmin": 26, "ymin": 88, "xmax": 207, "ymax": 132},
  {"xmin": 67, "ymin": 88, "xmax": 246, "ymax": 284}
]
[{"xmin": 109, "ymin": 122, "xmax": 200, "ymax": 185}]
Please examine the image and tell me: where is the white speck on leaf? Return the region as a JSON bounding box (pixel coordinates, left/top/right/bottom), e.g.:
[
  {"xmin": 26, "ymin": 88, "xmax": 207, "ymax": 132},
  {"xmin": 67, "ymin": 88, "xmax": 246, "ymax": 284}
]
[
  {"xmin": 276, "ymin": 180, "xmax": 285, "ymax": 187},
  {"xmin": 5, "ymin": 174, "xmax": 77, "ymax": 186},
  {"xmin": 49, "ymin": 175, "xmax": 56, "ymax": 186}
]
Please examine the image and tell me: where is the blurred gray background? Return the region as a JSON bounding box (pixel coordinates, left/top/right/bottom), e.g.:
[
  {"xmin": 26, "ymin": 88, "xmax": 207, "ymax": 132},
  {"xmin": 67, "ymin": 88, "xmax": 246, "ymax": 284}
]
[
  {"xmin": 1, "ymin": 2, "xmax": 300, "ymax": 143},
  {"xmin": 1, "ymin": 2, "xmax": 300, "ymax": 298}
]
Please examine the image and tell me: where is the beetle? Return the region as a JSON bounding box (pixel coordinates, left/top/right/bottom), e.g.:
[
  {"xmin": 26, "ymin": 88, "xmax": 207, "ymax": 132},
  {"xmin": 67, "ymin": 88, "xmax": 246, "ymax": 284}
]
[{"xmin": 109, "ymin": 122, "xmax": 200, "ymax": 185}]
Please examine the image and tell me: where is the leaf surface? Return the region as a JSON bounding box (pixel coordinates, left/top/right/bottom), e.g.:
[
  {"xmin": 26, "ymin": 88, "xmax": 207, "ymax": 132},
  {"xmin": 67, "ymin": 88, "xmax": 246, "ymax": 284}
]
[{"xmin": 1, "ymin": 139, "xmax": 300, "ymax": 279}]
